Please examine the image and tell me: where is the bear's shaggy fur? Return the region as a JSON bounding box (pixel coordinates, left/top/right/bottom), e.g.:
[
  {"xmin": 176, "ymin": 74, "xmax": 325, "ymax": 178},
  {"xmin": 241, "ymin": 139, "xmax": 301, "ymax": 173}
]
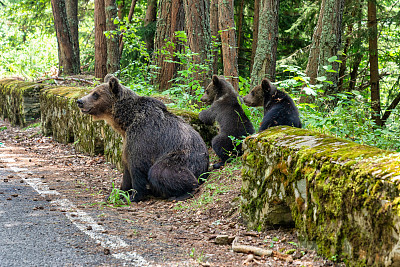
[
  {"xmin": 243, "ymin": 78, "xmax": 302, "ymax": 131},
  {"xmin": 199, "ymin": 75, "xmax": 255, "ymax": 169},
  {"xmin": 77, "ymin": 76, "xmax": 209, "ymax": 202}
]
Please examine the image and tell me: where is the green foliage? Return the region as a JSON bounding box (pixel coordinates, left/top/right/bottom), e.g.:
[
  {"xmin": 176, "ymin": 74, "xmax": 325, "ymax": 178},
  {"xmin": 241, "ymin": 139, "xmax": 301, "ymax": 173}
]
[
  {"xmin": 0, "ymin": 0, "xmax": 95, "ymax": 79},
  {"xmin": 0, "ymin": 28, "xmax": 58, "ymax": 79},
  {"xmin": 189, "ymin": 248, "xmax": 205, "ymax": 263},
  {"xmin": 278, "ymin": 65, "xmax": 400, "ymax": 152},
  {"xmin": 106, "ymin": 182, "xmax": 133, "ymax": 206},
  {"xmin": 155, "ymin": 31, "xmax": 211, "ymax": 109}
]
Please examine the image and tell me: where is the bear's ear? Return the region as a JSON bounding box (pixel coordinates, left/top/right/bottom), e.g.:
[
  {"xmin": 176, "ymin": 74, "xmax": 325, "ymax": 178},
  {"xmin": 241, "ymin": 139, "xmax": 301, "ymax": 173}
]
[
  {"xmin": 212, "ymin": 75, "xmax": 221, "ymax": 87},
  {"xmin": 104, "ymin": 74, "xmax": 115, "ymax": 83},
  {"xmin": 109, "ymin": 77, "xmax": 120, "ymax": 96},
  {"xmin": 261, "ymin": 78, "xmax": 277, "ymax": 96}
]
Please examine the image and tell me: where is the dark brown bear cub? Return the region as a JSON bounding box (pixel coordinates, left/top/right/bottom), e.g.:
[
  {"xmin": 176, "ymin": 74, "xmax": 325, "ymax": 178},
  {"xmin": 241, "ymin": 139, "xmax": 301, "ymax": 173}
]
[
  {"xmin": 243, "ymin": 78, "xmax": 301, "ymax": 131},
  {"xmin": 199, "ymin": 75, "xmax": 255, "ymax": 169},
  {"xmin": 77, "ymin": 76, "xmax": 209, "ymax": 202}
]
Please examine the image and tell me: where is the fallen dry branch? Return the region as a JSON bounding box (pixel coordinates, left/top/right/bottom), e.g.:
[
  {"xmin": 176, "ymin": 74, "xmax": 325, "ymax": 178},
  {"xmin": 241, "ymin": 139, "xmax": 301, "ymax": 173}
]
[{"xmin": 232, "ymin": 237, "xmax": 272, "ymax": 257}]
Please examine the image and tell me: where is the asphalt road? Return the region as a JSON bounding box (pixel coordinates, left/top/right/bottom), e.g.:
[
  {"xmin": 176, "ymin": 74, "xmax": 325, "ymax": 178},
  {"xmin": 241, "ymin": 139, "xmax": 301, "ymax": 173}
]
[
  {"xmin": 0, "ymin": 151, "xmax": 150, "ymax": 267},
  {"xmin": 0, "ymin": 168, "xmax": 129, "ymax": 266}
]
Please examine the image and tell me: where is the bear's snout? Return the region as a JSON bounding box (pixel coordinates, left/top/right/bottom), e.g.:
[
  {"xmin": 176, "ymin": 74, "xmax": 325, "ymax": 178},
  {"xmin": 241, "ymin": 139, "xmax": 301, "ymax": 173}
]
[{"xmin": 76, "ymin": 99, "xmax": 84, "ymax": 108}]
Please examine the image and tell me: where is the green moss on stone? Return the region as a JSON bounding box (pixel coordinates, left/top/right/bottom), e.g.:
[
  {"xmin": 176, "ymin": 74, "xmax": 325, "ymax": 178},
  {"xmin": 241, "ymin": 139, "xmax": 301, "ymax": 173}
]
[{"xmin": 241, "ymin": 126, "xmax": 400, "ymax": 266}]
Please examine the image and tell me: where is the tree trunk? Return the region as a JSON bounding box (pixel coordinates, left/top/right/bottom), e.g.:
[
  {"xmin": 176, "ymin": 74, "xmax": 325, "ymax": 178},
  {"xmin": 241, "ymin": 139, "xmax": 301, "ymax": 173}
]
[
  {"xmin": 183, "ymin": 0, "xmax": 212, "ymax": 89},
  {"xmin": 349, "ymin": 2, "xmax": 363, "ymax": 92},
  {"xmin": 218, "ymin": 0, "xmax": 239, "ymax": 90},
  {"xmin": 94, "ymin": 0, "xmax": 108, "ymax": 79},
  {"xmin": 128, "ymin": 0, "xmax": 137, "ymax": 22},
  {"xmin": 317, "ymin": 0, "xmax": 345, "ymax": 95},
  {"xmin": 51, "ymin": 0, "xmax": 80, "ymax": 75},
  {"xmin": 104, "ymin": 0, "xmax": 120, "ymax": 74},
  {"xmin": 153, "ymin": 0, "xmax": 185, "ymax": 90},
  {"xmin": 368, "ymin": 0, "xmax": 382, "ymax": 126},
  {"xmin": 117, "ymin": 0, "xmax": 125, "ymax": 20},
  {"xmin": 338, "ymin": 24, "xmax": 352, "ymax": 92},
  {"xmin": 65, "ymin": 0, "xmax": 80, "ymax": 72},
  {"xmin": 144, "ymin": 0, "xmax": 157, "ymax": 52},
  {"xmin": 250, "ymin": 0, "xmax": 279, "ymax": 87},
  {"xmin": 237, "ymin": 0, "xmax": 245, "ymax": 71},
  {"xmin": 349, "ymin": 53, "xmax": 362, "ymax": 91},
  {"xmin": 210, "ymin": 0, "xmax": 219, "ymax": 75},
  {"xmin": 250, "ymin": 0, "xmax": 260, "ymax": 74},
  {"xmin": 304, "ymin": 0, "xmax": 325, "ymax": 86}
]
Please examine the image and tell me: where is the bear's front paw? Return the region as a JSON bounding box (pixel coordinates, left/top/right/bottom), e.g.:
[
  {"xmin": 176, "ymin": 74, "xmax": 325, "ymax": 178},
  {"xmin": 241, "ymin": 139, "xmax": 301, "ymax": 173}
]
[{"xmin": 129, "ymin": 192, "xmax": 145, "ymax": 203}]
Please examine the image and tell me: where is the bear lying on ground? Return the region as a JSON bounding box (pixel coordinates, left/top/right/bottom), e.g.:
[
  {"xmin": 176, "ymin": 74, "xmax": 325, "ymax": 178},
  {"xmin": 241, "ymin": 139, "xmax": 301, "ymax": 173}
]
[
  {"xmin": 77, "ymin": 76, "xmax": 209, "ymax": 202},
  {"xmin": 243, "ymin": 78, "xmax": 301, "ymax": 131},
  {"xmin": 199, "ymin": 75, "xmax": 255, "ymax": 169}
]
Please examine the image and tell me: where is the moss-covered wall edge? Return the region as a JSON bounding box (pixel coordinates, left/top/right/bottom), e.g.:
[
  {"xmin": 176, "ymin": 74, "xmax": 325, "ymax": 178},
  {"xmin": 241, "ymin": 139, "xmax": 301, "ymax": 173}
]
[{"xmin": 241, "ymin": 126, "xmax": 400, "ymax": 266}]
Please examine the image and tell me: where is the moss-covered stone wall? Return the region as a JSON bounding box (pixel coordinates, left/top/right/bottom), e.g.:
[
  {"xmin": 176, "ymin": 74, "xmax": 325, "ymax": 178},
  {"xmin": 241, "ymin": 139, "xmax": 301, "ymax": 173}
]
[
  {"xmin": 0, "ymin": 78, "xmax": 45, "ymax": 127},
  {"xmin": 0, "ymin": 78, "xmax": 217, "ymax": 170},
  {"xmin": 241, "ymin": 126, "xmax": 400, "ymax": 266}
]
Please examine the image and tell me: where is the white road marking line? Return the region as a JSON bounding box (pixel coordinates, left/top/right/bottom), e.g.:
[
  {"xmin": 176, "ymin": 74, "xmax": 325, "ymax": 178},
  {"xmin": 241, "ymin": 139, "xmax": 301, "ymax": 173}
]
[
  {"xmin": 0, "ymin": 158, "xmax": 16, "ymax": 163},
  {"xmin": 1, "ymin": 153, "xmax": 149, "ymax": 266}
]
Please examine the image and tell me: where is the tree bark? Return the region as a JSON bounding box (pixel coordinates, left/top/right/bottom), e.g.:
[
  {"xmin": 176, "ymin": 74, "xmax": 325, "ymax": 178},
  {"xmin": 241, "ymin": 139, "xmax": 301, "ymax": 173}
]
[
  {"xmin": 128, "ymin": 0, "xmax": 137, "ymax": 22},
  {"xmin": 183, "ymin": 0, "xmax": 212, "ymax": 89},
  {"xmin": 317, "ymin": 0, "xmax": 345, "ymax": 95},
  {"xmin": 144, "ymin": 0, "xmax": 157, "ymax": 52},
  {"xmin": 94, "ymin": 0, "xmax": 108, "ymax": 79},
  {"xmin": 301, "ymin": 0, "xmax": 344, "ymax": 103},
  {"xmin": 368, "ymin": 0, "xmax": 382, "ymax": 126},
  {"xmin": 348, "ymin": 1, "xmax": 363, "ymax": 92},
  {"xmin": 250, "ymin": 0, "xmax": 279, "ymax": 87},
  {"xmin": 237, "ymin": 0, "xmax": 245, "ymax": 71},
  {"xmin": 250, "ymin": 0, "xmax": 260, "ymax": 74},
  {"xmin": 304, "ymin": 0, "xmax": 325, "ymax": 86},
  {"xmin": 51, "ymin": 0, "xmax": 80, "ymax": 75},
  {"xmin": 218, "ymin": 0, "xmax": 239, "ymax": 90},
  {"xmin": 104, "ymin": 0, "xmax": 120, "ymax": 74},
  {"xmin": 153, "ymin": 0, "xmax": 185, "ymax": 90},
  {"xmin": 210, "ymin": 0, "xmax": 219, "ymax": 74},
  {"xmin": 338, "ymin": 24, "xmax": 352, "ymax": 92},
  {"xmin": 65, "ymin": 0, "xmax": 80, "ymax": 71}
]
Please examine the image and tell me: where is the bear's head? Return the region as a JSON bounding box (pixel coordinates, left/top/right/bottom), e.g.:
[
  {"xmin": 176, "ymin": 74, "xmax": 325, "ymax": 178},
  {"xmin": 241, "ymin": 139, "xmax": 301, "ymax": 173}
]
[
  {"xmin": 243, "ymin": 78, "xmax": 277, "ymax": 107},
  {"xmin": 76, "ymin": 75, "xmax": 135, "ymax": 122},
  {"xmin": 200, "ymin": 75, "xmax": 237, "ymax": 105}
]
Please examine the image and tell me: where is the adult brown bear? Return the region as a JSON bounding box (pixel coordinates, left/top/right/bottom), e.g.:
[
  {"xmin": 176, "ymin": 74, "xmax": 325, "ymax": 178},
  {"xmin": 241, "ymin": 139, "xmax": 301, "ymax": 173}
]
[{"xmin": 77, "ymin": 76, "xmax": 209, "ymax": 202}]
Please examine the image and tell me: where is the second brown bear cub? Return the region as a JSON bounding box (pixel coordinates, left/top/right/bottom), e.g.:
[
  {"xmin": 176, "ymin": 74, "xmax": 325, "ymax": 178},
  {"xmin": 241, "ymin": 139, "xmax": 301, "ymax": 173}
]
[
  {"xmin": 243, "ymin": 78, "xmax": 301, "ymax": 131},
  {"xmin": 199, "ymin": 75, "xmax": 255, "ymax": 169},
  {"xmin": 77, "ymin": 76, "xmax": 209, "ymax": 202}
]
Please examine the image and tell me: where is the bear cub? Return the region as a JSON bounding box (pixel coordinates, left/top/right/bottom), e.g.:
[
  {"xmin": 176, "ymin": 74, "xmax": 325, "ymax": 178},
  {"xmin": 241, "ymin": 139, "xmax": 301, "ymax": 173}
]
[
  {"xmin": 199, "ymin": 75, "xmax": 255, "ymax": 169},
  {"xmin": 77, "ymin": 76, "xmax": 209, "ymax": 202},
  {"xmin": 243, "ymin": 78, "xmax": 301, "ymax": 131}
]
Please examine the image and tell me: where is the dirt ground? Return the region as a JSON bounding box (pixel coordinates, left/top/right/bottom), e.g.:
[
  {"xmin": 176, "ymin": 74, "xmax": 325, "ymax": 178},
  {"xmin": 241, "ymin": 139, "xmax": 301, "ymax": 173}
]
[{"xmin": 0, "ymin": 119, "xmax": 342, "ymax": 266}]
